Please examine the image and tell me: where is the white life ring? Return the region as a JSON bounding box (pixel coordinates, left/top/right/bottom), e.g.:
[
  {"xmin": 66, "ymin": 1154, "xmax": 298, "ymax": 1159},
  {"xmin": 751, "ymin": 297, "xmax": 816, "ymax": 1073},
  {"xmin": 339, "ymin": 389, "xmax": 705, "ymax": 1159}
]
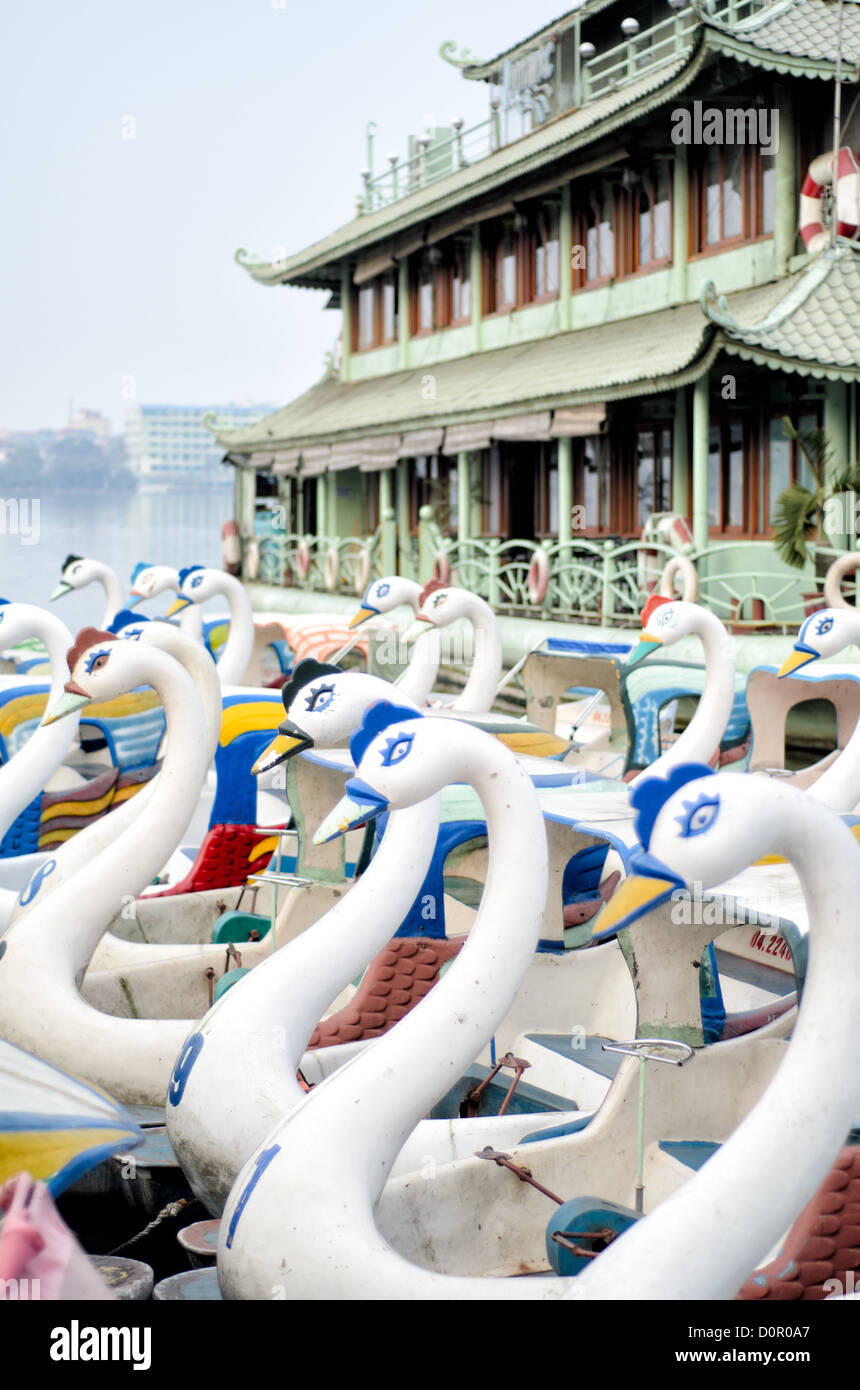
[
  {"xmin": 431, "ymin": 550, "xmax": 451, "ymax": 586},
  {"xmin": 295, "ymin": 541, "xmax": 311, "ymax": 579},
  {"xmin": 637, "ymin": 513, "xmax": 694, "ymax": 594},
  {"xmin": 800, "ymin": 148, "xmax": 860, "ymax": 254},
  {"xmin": 324, "ymin": 546, "xmax": 339, "ymax": 593},
  {"xmin": 353, "ymin": 547, "xmax": 372, "ymax": 596},
  {"xmin": 527, "ymin": 547, "xmax": 551, "ymax": 606},
  {"xmin": 222, "ymin": 520, "xmax": 241, "ymax": 575}
]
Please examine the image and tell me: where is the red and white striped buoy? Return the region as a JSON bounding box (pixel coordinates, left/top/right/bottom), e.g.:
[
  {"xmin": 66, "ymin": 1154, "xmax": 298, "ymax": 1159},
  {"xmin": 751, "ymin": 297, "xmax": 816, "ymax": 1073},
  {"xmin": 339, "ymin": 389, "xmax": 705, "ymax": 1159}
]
[{"xmin": 800, "ymin": 148, "xmax": 860, "ymax": 254}]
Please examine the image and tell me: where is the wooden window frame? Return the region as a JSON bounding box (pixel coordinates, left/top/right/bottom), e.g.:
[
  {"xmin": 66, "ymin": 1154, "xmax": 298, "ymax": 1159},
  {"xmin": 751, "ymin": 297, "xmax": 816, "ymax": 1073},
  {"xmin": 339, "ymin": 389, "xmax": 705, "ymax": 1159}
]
[
  {"xmin": 572, "ymin": 189, "xmax": 616, "ymax": 291},
  {"xmin": 761, "ymin": 402, "xmax": 824, "ymax": 537},
  {"xmin": 707, "ymin": 413, "xmax": 754, "ymax": 538},
  {"xmin": 522, "ymin": 204, "xmax": 561, "ymax": 306},
  {"xmin": 634, "ymin": 423, "xmax": 674, "ymax": 528},
  {"xmin": 688, "ymin": 146, "xmax": 774, "ymax": 260},
  {"xmin": 352, "ymin": 272, "xmax": 397, "ymax": 352}
]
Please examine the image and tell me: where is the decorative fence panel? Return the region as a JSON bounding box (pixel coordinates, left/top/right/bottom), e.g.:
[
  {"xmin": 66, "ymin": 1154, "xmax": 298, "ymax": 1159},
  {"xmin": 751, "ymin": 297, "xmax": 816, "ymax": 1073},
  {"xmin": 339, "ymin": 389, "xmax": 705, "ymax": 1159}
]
[{"xmin": 250, "ymin": 507, "xmax": 856, "ymax": 630}]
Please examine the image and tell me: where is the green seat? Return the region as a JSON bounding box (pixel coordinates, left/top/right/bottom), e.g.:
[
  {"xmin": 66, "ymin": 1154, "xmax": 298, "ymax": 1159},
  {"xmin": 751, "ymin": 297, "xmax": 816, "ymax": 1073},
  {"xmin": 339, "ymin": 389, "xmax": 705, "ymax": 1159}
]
[{"xmin": 210, "ymin": 911, "xmax": 271, "ymax": 944}]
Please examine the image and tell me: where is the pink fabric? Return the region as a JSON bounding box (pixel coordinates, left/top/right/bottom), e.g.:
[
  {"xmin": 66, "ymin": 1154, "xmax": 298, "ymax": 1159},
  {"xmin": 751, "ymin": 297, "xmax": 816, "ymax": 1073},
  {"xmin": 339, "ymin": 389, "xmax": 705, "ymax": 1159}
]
[{"xmin": 0, "ymin": 1173, "xmax": 115, "ymax": 1300}]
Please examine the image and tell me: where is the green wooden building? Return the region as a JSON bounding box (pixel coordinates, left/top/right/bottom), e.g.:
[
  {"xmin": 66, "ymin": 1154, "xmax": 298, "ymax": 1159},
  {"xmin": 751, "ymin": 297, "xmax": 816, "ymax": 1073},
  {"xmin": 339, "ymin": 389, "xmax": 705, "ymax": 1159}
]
[{"xmin": 216, "ymin": 0, "xmax": 860, "ymax": 645}]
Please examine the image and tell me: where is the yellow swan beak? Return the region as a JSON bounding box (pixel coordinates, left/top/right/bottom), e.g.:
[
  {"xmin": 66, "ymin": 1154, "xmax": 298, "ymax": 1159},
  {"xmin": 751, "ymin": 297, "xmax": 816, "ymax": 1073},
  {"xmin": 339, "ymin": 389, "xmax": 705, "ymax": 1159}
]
[
  {"xmin": 348, "ymin": 606, "xmax": 377, "ymax": 629},
  {"xmin": 776, "ymin": 649, "xmax": 817, "ymax": 678},
  {"xmin": 251, "ymin": 732, "xmax": 307, "ymax": 775},
  {"xmin": 591, "ymin": 865, "xmax": 683, "ymax": 941},
  {"xmin": 166, "ymin": 597, "xmax": 192, "ymax": 616}
]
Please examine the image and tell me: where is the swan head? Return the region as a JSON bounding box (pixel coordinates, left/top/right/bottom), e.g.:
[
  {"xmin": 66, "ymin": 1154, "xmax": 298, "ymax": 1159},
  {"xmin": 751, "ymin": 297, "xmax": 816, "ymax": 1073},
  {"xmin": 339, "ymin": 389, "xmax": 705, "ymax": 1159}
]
[
  {"xmin": 627, "ymin": 596, "xmax": 701, "ymax": 666},
  {"xmin": 166, "ymin": 563, "xmax": 212, "ymax": 614},
  {"xmin": 50, "ymin": 554, "xmax": 99, "ymax": 601},
  {"xmin": 250, "ymin": 660, "xmax": 420, "ymax": 775},
  {"xmin": 777, "ymin": 608, "xmax": 856, "ymax": 677},
  {"xmin": 127, "ymin": 562, "xmax": 180, "ymax": 606},
  {"xmin": 401, "ymin": 582, "xmax": 476, "ymax": 643},
  {"xmin": 349, "ymin": 575, "xmax": 417, "ymax": 629},
  {"xmin": 313, "ymin": 700, "xmax": 428, "ymax": 842},
  {"xmin": 592, "ymin": 762, "xmax": 798, "ymax": 941},
  {"xmin": 40, "ymin": 627, "xmax": 160, "ymax": 724}
]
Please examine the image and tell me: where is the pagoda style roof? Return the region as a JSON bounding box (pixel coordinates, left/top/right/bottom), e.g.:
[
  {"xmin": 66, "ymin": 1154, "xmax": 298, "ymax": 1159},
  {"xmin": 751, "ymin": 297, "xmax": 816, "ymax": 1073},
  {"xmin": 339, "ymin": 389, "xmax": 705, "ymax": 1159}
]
[
  {"xmin": 703, "ymin": 243, "xmax": 860, "ymax": 381},
  {"xmin": 235, "ymin": 50, "xmax": 702, "ymax": 291},
  {"xmin": 217, "ymin": 276, "xmax": 793, "ymax": 460},
  {"xmin": 450, "ymin": 2, "xmax": 617, "ymax": 80},
  {"xmin": 237, "ymin": 0, "xmax": 858, "ymax": 292},
  {"xmin": 702, "ymin": 0, "xmax": 860, "ymax": 73}
]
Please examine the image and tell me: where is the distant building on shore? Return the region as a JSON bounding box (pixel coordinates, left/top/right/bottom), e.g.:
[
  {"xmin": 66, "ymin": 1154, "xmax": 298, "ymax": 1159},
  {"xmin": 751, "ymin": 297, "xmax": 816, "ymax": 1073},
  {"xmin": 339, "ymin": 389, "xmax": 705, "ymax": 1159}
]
[{"xmin": 124, "ymin": 403, "xmax": 274, "ymax": 484}]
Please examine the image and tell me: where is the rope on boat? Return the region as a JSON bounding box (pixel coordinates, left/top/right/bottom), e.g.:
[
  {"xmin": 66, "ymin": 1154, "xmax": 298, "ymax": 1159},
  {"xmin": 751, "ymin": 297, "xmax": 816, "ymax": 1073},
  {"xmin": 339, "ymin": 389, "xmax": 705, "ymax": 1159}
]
[{"xmin": 105, "ymin": 1197, "xmax": 193, "ymax": 1255}]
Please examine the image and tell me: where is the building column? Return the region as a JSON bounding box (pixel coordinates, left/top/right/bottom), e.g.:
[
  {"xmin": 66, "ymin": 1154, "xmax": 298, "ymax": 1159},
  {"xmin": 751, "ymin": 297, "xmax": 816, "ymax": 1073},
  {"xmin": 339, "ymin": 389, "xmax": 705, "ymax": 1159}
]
[
  {"xmin": 238, "ymin": 466, "xmax": 256, "ymax": 542},
  {"xmin": 470, "ymin": 225, "xmax": 483, "ymax": 353},
  {"xmin": 398, "ymin": 259, "xmax": 409, "ymax": 370},
  {"xmin": 671, "ymin": 145, "xmax": 688, "ymax": 304},
  {"xmin": 825, "ymin": 380, "xmax": 852, "ymax": 551},
  {"xmin": 559, "ymin": 183, "xmax": 573, "ymax": 333},
  {"xmin": 773, "ymin": 84, "xmax": 796, "ymax": 274},
  {"xmin": 379, "ymin": 466, "xmax": 397, "ymax": 572},
  {"xmin": 470, "ymin": 452, "xmax": 483, "ymax": 536},
  {"xmin": 316, "ymin": 473, "xmax": 327, "ymax": 540},
  {"xmin": 327, "ymin": 471, "xmax": 338, "ymax": 538},
  {"xmin": 396, "ymin": 458, "xmax": 411, "ymax": 575},
  {"xmin": 692, "ymin": 375, "xmax": 710, "ymax": 551},
  {"xmin": 672, "ymin": 385, "xmax": 689, "ymax": 518},
  {"xmin": 457, "ymin": 452, "xmax": 471, "ymax": 543},
  {"xmin": 557, "ymin": 435, "xmax": 573, "ymax": 543},
  {"xmin": 340, "ymin": 262, "xmax": 352, "ymax": 383}
]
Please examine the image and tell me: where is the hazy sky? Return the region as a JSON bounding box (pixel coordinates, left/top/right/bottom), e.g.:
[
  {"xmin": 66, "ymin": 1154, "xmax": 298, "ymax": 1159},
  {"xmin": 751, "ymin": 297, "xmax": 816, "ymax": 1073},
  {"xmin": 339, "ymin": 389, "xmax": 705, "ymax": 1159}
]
[{"xmin": 2, "ymin": 0, "xmax": 560, "ymax": 433}]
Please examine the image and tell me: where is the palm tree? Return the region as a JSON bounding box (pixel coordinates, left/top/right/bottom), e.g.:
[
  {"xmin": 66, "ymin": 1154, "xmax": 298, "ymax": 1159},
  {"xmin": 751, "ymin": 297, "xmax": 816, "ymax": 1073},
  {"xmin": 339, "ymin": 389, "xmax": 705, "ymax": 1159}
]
[{"xmin": 772, "ymin": 418, "xmax": 860, "ymax": 569}]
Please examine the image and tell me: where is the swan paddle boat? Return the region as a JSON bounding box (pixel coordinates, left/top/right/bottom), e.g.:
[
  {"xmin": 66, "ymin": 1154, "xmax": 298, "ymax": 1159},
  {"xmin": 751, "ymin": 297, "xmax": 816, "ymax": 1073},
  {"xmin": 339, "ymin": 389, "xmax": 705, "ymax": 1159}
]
[{"xmin": 216, "ymin": 726, "xmax": 860, "ymax": 1298}]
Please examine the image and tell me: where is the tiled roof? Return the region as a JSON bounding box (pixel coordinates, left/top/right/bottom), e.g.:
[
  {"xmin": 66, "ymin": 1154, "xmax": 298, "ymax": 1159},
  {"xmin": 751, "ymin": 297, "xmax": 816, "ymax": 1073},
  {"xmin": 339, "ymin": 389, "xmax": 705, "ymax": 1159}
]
[
  {"xmin": 217, "ymin": 276, "xmax": 790, "ymax": 453},
  {"xmin": 236, "ymin": 50, "xmax": 703, "ymax": 287},
  {"xmin": 706, "ymin": 0, "xmax": 860, "ymax": 65},
  {"xmin": 703, "ymin": 244, "xmax": 860, "ymax": 379}
]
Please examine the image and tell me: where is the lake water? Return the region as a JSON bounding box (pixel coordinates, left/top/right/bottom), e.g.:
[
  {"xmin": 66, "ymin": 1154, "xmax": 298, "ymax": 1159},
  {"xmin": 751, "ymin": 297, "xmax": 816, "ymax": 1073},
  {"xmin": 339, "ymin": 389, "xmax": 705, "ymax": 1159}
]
[{"xmin": 0, "ymin": 485, "xmax": 234, "ymax": 634}]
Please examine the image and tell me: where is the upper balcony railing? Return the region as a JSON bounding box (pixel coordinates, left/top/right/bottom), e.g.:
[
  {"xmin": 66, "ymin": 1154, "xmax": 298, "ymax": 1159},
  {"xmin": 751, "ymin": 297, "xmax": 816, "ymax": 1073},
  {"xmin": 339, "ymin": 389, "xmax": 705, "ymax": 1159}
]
[{"xmin": 359, "ymin": 0, "xmax": 771, "ymax": 214}]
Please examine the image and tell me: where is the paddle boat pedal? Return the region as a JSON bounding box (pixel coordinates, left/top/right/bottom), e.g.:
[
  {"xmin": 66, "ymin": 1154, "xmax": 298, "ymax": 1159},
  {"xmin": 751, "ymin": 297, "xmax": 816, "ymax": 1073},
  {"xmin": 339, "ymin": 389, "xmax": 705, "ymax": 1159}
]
[
  {"xmin": 153, "ymin": 1267, "xmax": 222, "ymax": 1300},
  {"xmin": 546, "ymin": 1197, "xmax": 642, "ymax": 1277},
  {"xmin": 89, "ymin": 1255, "xmax": 154, "ymax": 1301},
  {"xmin": 177, "ymin": 1218, "xmax": 220, "ymax": 1268}
]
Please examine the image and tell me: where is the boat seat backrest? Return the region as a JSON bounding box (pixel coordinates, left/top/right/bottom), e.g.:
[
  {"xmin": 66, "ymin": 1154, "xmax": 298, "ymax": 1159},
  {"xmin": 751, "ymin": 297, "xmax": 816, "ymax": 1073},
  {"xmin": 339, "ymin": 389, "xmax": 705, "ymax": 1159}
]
[
  {"xmin": 736, "ymin": 1146, "xmax": 860, "ymax": 1300},
  {"xmin": 308, "ymin": 936, "xmax": 463, "ymax": 1050},
  {"xmin": 746, "ymin": 668, "xmax": 860, "ymax": 783}
]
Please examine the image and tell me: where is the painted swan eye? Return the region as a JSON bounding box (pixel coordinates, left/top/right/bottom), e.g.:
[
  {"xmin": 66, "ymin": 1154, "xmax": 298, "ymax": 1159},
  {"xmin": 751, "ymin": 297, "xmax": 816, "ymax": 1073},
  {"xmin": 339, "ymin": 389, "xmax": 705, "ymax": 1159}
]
[
  {"xmin": 676, "ymin": 794, "xmax": 720, "ymax": 838},
  {"xmin": 376, "ymin": 582, "xmax": 390, "ymax": 598},
  {"xmin": 123, "ymin": 628, "xmax": 144, "ymax": 641},
  {"xmin": 84, "ymin": 649, "xmax": 111, "ymax": 674},
  {"xmin": 380, "ymin": 732, "xmax": 414, "ymax": 766},
  {"xmin": 305, "ymin": 683, "xmax": 335, "ymax": 713},
  {"xmin": 431, "ymin": 592, "xmax": 447, "ymax": 609},
  {"xmin": 190, "ymin": 574, "xmax": 204, "ymax": 589},
  {"xmin": 815, "ymin": 616, "xmax": 834, "ymax": 636}
]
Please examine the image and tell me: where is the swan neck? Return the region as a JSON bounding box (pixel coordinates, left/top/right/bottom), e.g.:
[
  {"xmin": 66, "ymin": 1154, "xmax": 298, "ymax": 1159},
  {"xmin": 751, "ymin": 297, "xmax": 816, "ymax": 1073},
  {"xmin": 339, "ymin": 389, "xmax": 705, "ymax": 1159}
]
[
  {"xmin": 645, "ymin": 613, "xmax": 734, "ymax": 776},
  {"xmin": 454, "ymin": 599, "xmax": 503, "ymax": 712},
  {"xmin": 218, "ymin": 577, "xmax": 254, "ymax": 685}
]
